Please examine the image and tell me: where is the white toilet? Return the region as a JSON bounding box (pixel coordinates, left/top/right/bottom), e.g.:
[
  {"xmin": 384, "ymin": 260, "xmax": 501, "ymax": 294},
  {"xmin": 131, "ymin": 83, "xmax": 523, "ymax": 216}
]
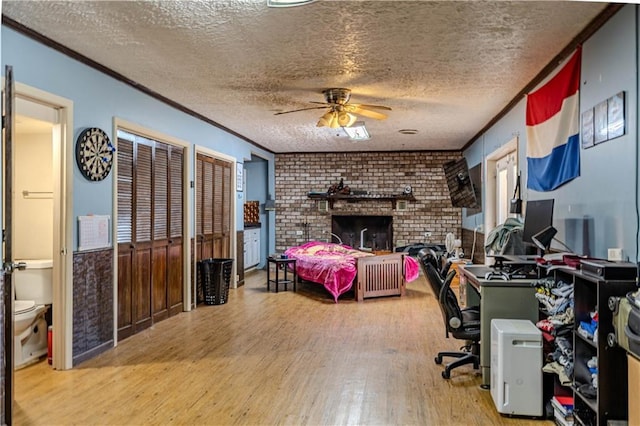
[{"xmin": 13, "ymin": 259, "xmax": 53, "ymax": 369}]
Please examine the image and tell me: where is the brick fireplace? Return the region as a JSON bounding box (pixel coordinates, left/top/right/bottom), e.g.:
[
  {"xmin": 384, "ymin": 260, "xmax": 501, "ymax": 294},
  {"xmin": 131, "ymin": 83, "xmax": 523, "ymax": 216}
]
[{"xmin": 274, "ymin": 152, "xmax": 465, "ymax": 254}]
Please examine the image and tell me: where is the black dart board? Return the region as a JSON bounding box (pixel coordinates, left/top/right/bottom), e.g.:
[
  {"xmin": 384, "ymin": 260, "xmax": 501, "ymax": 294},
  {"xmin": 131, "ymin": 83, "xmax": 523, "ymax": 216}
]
[{"xmin": 75, "ymin": 127, "xmax": 115, "ymax": 181}]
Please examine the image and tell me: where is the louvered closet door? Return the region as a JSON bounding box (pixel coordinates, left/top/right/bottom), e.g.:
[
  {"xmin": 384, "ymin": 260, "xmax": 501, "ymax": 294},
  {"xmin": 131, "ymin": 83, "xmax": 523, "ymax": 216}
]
[
  {"xmin": 167, "ymin": 147, "xmax": 184, "ymax": 316},
  {"xmin": 117, "ymin": 133, "xmax": 185, "ymax": 341},
  {"xmin": 117, "ymin": 138, "xmax": 135, "ymax": 339},
  {"xmin": 196, "ymin": 154, "xmax": 232, "ymax": 269},
  {"xmin": 152, "ymin": 142, "xmax": 169, "ymax": 322},
  {"xmin": 133, "ymin": 140, "xmax": 153, "ymax": 333}
]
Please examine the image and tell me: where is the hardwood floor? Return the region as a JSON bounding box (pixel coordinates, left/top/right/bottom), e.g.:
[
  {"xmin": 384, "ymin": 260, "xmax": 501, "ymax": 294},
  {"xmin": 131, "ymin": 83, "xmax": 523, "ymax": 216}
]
[{"xmin": 14, "ymin": 269, "xmax": 553, "ymax": 425}]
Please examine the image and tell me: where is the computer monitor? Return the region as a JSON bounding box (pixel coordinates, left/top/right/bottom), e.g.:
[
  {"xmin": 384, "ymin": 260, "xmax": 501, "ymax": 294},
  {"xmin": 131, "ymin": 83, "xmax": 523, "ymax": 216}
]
[{"xmin": 522, "ymin": 199, "xmax": 555, "ymax": 247}]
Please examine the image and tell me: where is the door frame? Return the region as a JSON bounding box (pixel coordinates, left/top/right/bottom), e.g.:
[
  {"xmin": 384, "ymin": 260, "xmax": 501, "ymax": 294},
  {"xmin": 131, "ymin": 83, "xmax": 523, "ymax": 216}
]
[
  {"xmin": 193, "ymin": 146, "xmax": 238, "ymax": 301},
  {"xmin": 13, "ymin": 82, "xmax": 74, "ymax": 370},
  {"xmin": 112, "ymin": 118, "xmax": 191, "ymax": 344},
  {"xmin": 484, "ymin": 136, "xmax": 519, "ymax": 264}
]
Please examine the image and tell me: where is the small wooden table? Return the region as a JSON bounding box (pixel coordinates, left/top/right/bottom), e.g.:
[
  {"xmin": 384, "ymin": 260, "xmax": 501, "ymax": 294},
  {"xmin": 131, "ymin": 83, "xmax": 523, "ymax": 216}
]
[{"xmin": 267, "ymin": 256, "xmax": 297, "ymax": 293}]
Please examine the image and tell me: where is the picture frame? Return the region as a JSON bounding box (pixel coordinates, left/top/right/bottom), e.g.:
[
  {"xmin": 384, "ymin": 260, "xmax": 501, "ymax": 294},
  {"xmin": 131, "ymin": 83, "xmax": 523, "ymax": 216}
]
[
  {"xmin": 594, "ymin": 100, "xmax": 608, "ymax": 144},
  {"xmin": 607, "ymin": 91, "xmax": 625, "ymax": 140},
  {"xmin": 581, "ymin": 108, "xmax": 594, "ymax": 149},
  {"xmin": 236, "ymin": 163, "xmax": 244, "ymax": 192}
]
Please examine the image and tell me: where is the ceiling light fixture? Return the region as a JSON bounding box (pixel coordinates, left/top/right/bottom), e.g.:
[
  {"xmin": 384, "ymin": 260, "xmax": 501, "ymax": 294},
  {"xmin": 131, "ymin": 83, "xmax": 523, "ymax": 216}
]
[
  {"xmin": 317, "ymin": 110, "xmax": 356, "ymax": 128},
  {"xmin": 398, "ymin": 129, "xmax": 419, "ymax": 135},
  {"xmin": 343, "ymin": 122, "xmax": 370, "ymax": 140},
  {"xmin": 267, "ymin": 0, "xmax": 316, "ymax": 7}
]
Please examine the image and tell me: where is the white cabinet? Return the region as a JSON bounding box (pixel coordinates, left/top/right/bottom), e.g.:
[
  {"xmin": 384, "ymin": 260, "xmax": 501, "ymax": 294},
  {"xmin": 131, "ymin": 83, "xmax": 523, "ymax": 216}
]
[{"xmin": 244, "ymin": 227, "xmax": 261, "ymax": 269}]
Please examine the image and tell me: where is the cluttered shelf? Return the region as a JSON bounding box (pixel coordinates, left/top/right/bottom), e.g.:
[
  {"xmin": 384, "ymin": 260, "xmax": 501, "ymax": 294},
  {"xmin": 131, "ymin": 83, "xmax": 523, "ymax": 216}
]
[{"xmin": 307, "ymin": 192, "xmax": 415, "ymax": 209}]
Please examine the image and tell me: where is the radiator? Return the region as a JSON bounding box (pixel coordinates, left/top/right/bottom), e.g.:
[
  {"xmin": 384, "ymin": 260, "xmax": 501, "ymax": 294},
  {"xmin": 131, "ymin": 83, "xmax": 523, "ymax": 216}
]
[{"xmin": 356, "ymin": 253, "xmax": 406, "ymax": 301}]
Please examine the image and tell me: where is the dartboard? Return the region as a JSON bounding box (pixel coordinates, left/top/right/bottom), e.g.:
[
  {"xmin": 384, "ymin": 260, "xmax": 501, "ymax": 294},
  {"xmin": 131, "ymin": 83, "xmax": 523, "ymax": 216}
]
[{"xmin": 75, "ymin": 128, "xmax": 114, "ymax": 181}]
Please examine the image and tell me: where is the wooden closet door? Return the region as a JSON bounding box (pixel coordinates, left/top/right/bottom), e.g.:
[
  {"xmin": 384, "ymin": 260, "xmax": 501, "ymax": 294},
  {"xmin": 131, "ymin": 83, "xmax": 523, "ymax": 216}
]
[
  {"xmin": 151, "ymin": 142, "xmax": 169, "ymax": 322},
  {"xmin": 117, "ymin": 133, "xmax": 185, "ymax": 341},
  {"xmin": 167, "ymin": 146, "xmax": 184, "ymax": 316},
  {"xmin": 117, "ymin": 138, "xmax": 134, "ymax": 340},
  {"xmin": 195, "ymin": 154, "xmax": 233, "ymax": 276},
  {"xmin": 133, "ymin": 141, "xmax": 153, "ymax": 333}
]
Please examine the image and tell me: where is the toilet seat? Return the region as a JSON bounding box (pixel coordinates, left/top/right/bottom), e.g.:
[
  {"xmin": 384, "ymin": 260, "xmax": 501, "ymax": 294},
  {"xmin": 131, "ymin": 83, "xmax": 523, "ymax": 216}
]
[{"xmin": 14, "ymin": 300, "xmax": 36, "ymax": 315}]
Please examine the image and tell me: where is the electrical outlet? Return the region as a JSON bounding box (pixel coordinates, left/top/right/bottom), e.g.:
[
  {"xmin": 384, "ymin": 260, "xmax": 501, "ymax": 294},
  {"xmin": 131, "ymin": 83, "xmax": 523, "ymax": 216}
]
[
  {"xmin": 608, "ymin": 248, "xmax": 623, "ymax": 261},
  {"xmin": 424, "ymin": 232, "xmax": 432, "ymax": 238},
  {"xmin": 296, "ymin": 230, "xmax": 303, "ymax": 235}
]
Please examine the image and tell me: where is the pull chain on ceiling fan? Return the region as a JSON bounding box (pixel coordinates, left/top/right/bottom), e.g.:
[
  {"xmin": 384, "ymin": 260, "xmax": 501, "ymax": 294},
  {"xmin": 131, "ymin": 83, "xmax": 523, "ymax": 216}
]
[{"xmin": 274, "ymin": 88, "xmax": 391, "ymax": 128}]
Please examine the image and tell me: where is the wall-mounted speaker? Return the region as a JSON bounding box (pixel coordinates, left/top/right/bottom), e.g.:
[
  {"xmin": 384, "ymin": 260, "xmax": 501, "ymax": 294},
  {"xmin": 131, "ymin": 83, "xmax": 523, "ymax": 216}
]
[{"xmin": 318, "ymin": 200, "xmax": 329, "ymax": 212}]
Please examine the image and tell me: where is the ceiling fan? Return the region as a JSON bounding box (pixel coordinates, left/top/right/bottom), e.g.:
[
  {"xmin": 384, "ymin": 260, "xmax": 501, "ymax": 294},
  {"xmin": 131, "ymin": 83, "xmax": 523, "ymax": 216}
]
[{"xmin": 274, "ymin": 88, "xmax": 391, "ymax": 128}]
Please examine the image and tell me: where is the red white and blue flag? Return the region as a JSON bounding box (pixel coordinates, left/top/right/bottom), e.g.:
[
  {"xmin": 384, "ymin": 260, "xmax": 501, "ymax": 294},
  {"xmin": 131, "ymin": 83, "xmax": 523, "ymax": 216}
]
[{"xmin": 526, "ymin": 48, "xmax": 581, "ymax": 191}]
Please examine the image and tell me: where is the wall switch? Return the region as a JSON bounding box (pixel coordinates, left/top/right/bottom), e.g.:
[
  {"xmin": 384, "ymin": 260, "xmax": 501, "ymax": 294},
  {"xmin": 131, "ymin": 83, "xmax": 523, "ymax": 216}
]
[
  {"xmin": 296, "ymin": 230, "xmax": 303, "ymax": 235},
  {"xmin": 608, "ymin": 248, "xmax": 623, "ymax": 261}
]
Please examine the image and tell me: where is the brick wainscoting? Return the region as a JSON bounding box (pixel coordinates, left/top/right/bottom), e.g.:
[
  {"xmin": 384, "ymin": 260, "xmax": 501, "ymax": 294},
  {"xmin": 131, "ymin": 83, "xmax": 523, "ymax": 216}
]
[
  {"xmin": 275, "ymin": 152, "xmax": 466, "ymax": 253},
  {"xmin": 73, "ymin": 249, "xmax": 114, "ymax": 366}
]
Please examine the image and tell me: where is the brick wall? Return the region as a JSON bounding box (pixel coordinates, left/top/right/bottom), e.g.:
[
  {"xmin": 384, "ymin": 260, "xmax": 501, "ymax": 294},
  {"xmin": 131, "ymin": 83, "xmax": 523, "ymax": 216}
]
[{"xmin": 275, "ymin": 151, "xmax": 465, "ymax": 253}]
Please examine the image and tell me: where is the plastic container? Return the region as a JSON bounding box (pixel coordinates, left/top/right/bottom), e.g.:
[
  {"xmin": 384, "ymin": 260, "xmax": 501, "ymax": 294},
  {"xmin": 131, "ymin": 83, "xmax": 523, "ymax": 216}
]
[{"xmin": 197, "ymin": 258, "xmax": 233, "ymax": 305}]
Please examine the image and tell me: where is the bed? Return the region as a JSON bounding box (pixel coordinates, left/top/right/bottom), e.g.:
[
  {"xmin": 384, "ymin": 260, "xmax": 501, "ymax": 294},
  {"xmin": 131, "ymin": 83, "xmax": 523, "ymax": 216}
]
[{"xmin": 284, "ymin": 241, "xmax": 419, "ymax": 302}]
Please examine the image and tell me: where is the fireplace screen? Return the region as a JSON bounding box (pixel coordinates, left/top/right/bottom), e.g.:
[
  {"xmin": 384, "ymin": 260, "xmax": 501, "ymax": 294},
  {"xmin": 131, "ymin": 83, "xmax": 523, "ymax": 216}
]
[{"xmin": 331, "ymin": 215, "xmax": 393, "ymax": 251}]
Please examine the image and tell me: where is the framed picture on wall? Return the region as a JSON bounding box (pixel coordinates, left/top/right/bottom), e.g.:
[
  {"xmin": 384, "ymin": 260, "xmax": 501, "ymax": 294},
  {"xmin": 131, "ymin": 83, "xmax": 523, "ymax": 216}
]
[
  {"xmin": 594, "ymin": 100, "xmax": 608, "ymax": 144},
  {"xmin": 581, "ymin": 108, "xmax": 594, "ymax": 149},
  {"xmin": 607, "ymin": 91, "xmax": 625, "ymax": 140},
  {"xmin": 236, "ymin": 163, "xmax": 244, "ymax": 192}
]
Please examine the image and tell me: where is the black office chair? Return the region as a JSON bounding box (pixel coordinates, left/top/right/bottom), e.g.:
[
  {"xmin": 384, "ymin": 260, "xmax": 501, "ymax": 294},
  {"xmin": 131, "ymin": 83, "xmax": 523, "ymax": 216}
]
[
  {"xmin": 421, "ymin": 251, "xmax": 479, "ymax": 311},
  {"xmin": 418, "ymin": 250, "xmax": 445, "ymax": 298},
  {"xmin": 434, "ymin": 269, "xmax": 481, "ymax": 379},
  {"xmin": 418, "ymin": 248, "xmax": 446, "ymax": 279}
]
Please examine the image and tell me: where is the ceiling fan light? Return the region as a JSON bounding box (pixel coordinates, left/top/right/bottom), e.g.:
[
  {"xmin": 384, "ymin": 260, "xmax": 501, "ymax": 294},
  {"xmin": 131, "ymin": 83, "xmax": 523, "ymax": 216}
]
[
  {"xmin": 329, "ymin": 113, "xmax": 341, "ymax": 129},
  {"xmin": 317, "ymin": 111, "xmax": 335, "ymax": 127},
  {"xmin": 337, "ymin": 111, "xmax": 357, "ymax": 127}
]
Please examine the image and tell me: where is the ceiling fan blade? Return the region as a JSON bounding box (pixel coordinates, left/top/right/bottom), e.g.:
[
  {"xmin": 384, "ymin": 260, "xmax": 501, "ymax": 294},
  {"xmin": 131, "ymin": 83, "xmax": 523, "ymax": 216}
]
[
  {"xmin": 351, "ymin": 103, "xmax": 392, "ymax": 111},
  {"xmin": 274, "ymin": 106, "xmax": 329, "ymax": 115},
  {"xmin": 346, "ymin": 105, "xmax": 389, "ymax": 120}
]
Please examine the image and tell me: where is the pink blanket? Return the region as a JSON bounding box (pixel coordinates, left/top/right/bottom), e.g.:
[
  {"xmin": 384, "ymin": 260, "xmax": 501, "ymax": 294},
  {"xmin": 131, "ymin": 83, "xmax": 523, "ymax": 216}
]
[{"xmin": 284, "ymin": 241, "xmax": 419, "ymax": 302}]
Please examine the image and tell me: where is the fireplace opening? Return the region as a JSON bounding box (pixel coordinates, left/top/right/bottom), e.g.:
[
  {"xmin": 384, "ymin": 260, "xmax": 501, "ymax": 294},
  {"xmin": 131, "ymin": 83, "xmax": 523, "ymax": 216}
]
[{"xmin": 331, "ymin": 215, "xmax": 393, "ymax": 252}]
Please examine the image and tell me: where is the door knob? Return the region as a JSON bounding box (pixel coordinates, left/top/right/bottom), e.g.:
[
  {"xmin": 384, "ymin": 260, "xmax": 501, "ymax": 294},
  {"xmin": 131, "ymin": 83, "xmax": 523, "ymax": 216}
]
[{"xmin": 3, "ymin": 261, "xmax": 26, "ymax": 273}]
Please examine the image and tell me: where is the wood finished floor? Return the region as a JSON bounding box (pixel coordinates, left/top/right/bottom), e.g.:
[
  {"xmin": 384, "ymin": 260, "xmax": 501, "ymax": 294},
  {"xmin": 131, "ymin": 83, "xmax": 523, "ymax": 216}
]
[{"xmin": 14, "ymin": 270, "xmax": 553, "ymax": 426}]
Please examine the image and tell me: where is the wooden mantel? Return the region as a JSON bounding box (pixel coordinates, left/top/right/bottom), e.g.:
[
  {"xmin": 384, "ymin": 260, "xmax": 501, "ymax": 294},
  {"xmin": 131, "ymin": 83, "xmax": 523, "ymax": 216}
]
[{"xmin": 307, "ymin": 192, "xmax": 416, "ymax": 209}]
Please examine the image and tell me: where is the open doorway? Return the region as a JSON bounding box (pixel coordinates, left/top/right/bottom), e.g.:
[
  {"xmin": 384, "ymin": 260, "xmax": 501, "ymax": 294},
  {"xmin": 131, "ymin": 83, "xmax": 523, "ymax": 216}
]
[
  {"xmin": 13, "ymin": 86, "xmax": 73, "ymax": 371},
  {"xmin": 484, "ymin": 136, "xmax": 519, "ymax": 263}
]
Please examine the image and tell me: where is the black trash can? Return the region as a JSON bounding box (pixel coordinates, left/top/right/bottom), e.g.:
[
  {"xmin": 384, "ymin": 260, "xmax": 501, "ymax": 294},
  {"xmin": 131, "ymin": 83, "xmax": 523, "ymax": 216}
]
[{"xmin": 197, "ymin": 258, "xmax": 234, "ymax": 305}]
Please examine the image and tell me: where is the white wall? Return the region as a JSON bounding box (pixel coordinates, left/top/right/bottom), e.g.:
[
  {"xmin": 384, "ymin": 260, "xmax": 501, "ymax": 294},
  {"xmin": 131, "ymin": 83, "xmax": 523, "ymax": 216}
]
[{"xmin": 13, "ymin": 132, "xmax": 53, "ymax": 260}]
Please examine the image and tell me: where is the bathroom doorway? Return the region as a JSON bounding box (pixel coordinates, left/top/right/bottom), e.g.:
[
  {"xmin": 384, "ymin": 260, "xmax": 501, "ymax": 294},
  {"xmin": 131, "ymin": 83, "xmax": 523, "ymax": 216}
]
[{"xmin": 12, "ymin": 86, "xmax": 73, "ymax": 372}]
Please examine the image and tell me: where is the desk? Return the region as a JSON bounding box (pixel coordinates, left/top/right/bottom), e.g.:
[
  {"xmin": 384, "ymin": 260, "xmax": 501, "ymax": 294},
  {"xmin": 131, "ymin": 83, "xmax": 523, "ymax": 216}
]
[{"xmin": 458, "ymin": 265, "xmax": 539, "ymax": 387}]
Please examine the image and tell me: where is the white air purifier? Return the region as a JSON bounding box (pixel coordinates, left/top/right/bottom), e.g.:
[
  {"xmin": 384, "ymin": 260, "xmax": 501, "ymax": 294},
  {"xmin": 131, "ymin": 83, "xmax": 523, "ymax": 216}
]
[{"xmin": 490, "ymin": 319, "xmax": 542, "ymax": 417}]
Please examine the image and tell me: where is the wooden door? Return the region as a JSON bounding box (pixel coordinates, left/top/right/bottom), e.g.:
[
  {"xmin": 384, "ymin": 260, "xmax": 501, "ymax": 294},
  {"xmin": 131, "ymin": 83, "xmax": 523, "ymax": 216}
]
[
  {"xmin": 2, "ymin": 64, "xmax": 15, "ymax": 425},
  {"xmin": 196, "ymin": 154, "xmax": 232, "ymax": 263},
  {"xmin": 167, "ymin": 147, "xmax": 184, "ymax": 316},
  {"xmin": 117, "ymin": 133, "xmax": 184, "ymax": 341}
]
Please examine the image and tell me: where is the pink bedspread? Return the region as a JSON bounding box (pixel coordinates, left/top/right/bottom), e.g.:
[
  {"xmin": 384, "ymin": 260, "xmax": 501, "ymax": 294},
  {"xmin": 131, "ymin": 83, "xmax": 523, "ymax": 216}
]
[{"xmin": 284, "ymin": 241, "xmax": 420, "ymax": 302}]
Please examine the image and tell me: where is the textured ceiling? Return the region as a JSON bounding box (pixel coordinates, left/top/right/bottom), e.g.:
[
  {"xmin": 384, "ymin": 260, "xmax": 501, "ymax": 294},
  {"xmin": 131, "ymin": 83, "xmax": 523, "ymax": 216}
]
[{"xmin": 3, "ymin": 1, "xmax": 610, "ymax": 153}]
